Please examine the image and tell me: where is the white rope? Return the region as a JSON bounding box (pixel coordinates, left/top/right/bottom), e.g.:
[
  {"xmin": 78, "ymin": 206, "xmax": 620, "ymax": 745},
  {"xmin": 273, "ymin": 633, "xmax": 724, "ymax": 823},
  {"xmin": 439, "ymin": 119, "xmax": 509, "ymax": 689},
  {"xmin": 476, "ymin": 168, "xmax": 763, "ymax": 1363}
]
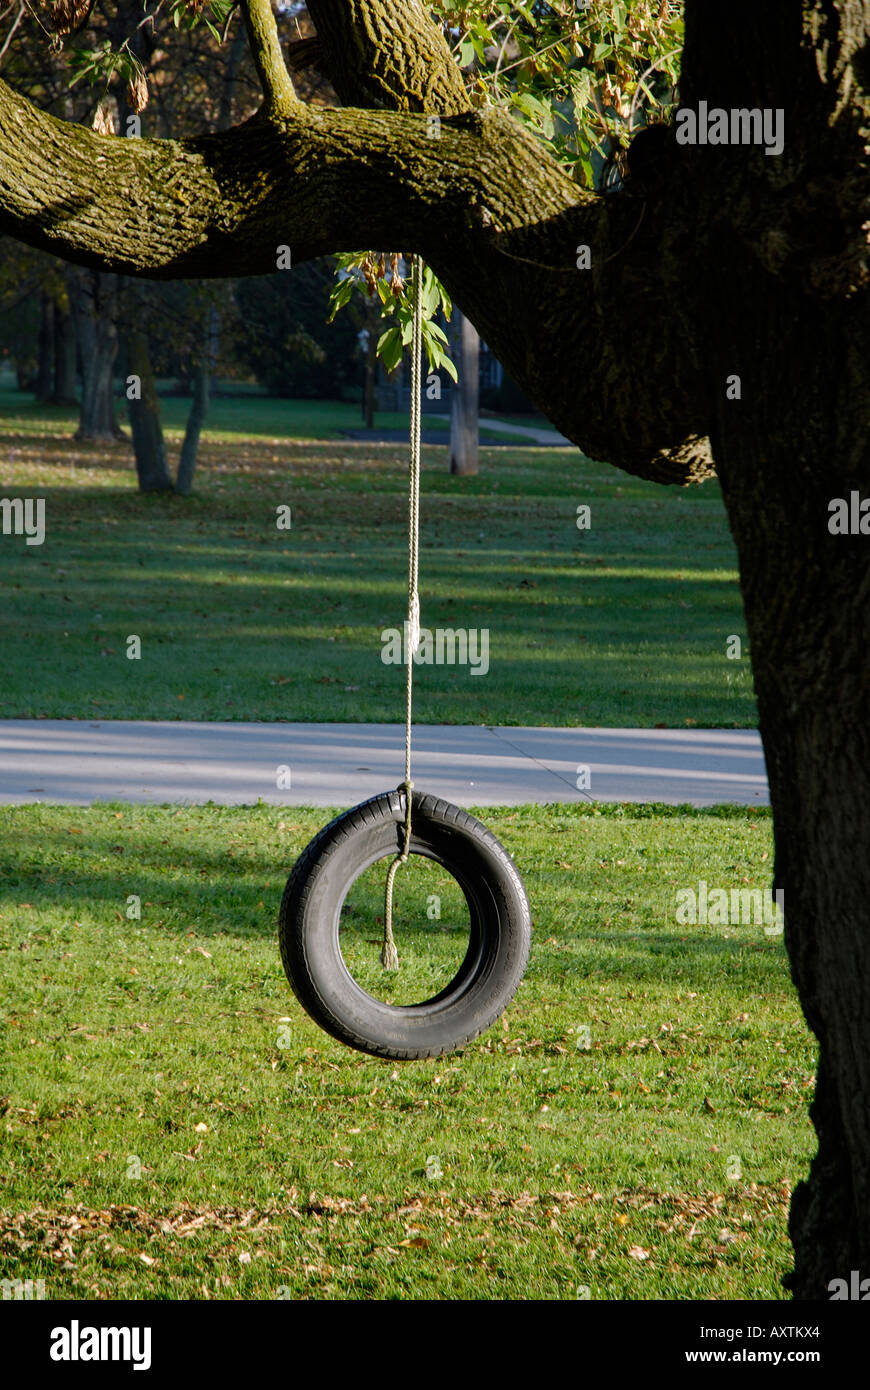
[{"xmin": 382, "ymin": 253, "xmax": 424, "ymax": 972}]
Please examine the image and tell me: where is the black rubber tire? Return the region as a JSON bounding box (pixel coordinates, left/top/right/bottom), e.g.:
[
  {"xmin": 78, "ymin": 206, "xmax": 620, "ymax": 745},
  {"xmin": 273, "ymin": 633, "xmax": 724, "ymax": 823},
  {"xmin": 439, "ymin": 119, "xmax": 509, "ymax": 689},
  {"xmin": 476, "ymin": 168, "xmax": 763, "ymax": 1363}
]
[{"xmin": 278, "ymin": 788, "xmax": 532, "ymax": 1060}]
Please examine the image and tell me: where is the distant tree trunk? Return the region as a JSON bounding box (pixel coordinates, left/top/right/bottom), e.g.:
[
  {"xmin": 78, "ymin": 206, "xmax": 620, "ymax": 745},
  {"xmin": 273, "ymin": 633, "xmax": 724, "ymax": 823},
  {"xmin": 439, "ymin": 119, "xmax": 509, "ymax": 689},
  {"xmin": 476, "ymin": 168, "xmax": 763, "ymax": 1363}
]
[
  {"xmin": 69, "ymin": 270, "xmax": 122, "ymax": 441},
  {"xmin": 363, "ymin": 333, "xmax": 377, "ymax": 427},
  {"xmin": 14, "ymin": 354, "xmax": 33, "ymax": 391},
  {"xmin": 218, "ymin": 25, "xmax": 247, "ymax": 131},
  {"xmin": 175, "ymin": 352, "xmax": 210, "ymax": 496},
  {"xmin": 448, "ymin": 309, "xmax": 479, "ymax": 476},
  {"xmin": 207, "ymin": 304, "xmax": 221, "ymax": 395},
  {"xmin": 35, "ymin": 291, "xmax": 54, "ymax": 403},
  {"xmin": 124, "ymin": 327, "xmax": 172, "ymax": 492},
  {"xmin": 52, "ymin": 298, "xmax": 77, "ymax": 405},
  {"xmin": 362, "ymin": 295, "xmax": 380, "ymax": 427}
]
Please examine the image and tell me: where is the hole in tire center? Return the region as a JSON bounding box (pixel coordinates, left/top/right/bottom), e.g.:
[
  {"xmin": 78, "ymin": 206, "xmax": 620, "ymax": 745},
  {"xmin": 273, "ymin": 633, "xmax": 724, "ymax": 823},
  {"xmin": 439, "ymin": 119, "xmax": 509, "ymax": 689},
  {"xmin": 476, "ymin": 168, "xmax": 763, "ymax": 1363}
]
[{"xmin": 338, "ymin": 854, "xmax": 472, "ymax": 1008}]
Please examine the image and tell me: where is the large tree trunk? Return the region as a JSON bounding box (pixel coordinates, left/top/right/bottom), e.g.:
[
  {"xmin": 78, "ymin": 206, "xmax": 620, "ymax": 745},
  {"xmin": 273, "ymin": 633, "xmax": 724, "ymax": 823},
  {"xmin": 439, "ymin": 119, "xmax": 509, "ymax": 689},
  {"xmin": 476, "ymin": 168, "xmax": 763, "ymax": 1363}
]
[
  {"xmin": 715, "ymin": 396, "xmax": 870, "ymax": 1297},
  {"xmin": 69, "ymin": 270, "xmax": 121, "ymax": 442},
  {"xmin": 448, "ymin": 308, "xmax": 479, "ymax": 477},
  {"xmin": 680, "ymin": 0, "xmax": 870, "ymax": 1298},
  {"xmin": 702, "ymin": 272, "xmax": 870, "ymax": 1295}
]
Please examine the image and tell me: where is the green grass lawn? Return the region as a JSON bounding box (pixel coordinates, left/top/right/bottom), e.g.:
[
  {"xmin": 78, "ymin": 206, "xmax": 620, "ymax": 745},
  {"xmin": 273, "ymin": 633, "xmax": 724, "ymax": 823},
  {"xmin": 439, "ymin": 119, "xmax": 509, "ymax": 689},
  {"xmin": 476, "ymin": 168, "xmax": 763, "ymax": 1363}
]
[
  {"xmin": 0, "ymin": 802, "xmax": 813, "ymax": 1300},
  {"xmin": 0, "ymin": 394, "xmax": 756, "ymax": 727}
]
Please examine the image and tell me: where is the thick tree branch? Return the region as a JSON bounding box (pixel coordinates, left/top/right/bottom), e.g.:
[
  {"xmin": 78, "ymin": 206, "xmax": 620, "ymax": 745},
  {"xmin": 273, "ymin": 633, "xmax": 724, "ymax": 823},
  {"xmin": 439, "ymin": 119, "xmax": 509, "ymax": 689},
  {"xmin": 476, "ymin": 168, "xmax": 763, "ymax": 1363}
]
[
  {"xmin": 0, "ymin": 69, "xmax": 712, "ymax": 484},
  {"xmin": 0, "ymin": 77, "xmax": 573, "ymax": 274},
  {"xmin": 241, "ymin": 0, "xmax": 298, "ymax": 114},
  {"xmin": 0, "ymin": 0, "xmax": 724, "ymax": 485},
  {"xmin": 0, "ymin": 0, "xmax": 718, "ymax": 485},
  {"xmin": 306, "ymin": 0, "xmax": 470, "ymax": 113}
]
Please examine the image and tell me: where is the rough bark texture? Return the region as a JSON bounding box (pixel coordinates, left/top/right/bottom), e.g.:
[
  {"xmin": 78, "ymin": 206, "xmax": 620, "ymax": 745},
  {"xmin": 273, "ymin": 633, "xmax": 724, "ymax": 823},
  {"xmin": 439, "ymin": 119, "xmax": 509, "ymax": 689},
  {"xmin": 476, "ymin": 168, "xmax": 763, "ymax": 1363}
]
[
  {"xmin": 305, "ymin": 0, "xmax": 470, "ymax": 113},
  {"xmin": 679, "ymin": 0, "xmax": 870, "ymax": 1298},
  {"xmin": 1, "ymin": 0, "xmax": 869, "ymax": 1298}
]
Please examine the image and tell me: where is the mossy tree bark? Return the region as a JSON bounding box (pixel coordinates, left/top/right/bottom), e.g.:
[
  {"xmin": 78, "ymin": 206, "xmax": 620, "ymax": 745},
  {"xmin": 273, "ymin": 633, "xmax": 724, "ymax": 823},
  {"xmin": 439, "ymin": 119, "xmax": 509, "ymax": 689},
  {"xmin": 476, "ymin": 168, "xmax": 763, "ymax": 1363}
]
[
  {"xmin": 677, "ymin": 0, "xmax": 870, "ymax": 1298},
  {"xmin": 0, "ymin": 0, "xmax": 868, "ymax": 1295}
]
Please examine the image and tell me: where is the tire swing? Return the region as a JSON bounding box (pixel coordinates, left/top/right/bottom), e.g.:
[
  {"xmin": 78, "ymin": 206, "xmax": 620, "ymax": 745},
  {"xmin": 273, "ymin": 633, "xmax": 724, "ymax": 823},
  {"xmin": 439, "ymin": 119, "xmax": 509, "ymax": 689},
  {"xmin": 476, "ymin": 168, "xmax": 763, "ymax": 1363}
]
[{"xmin": 278, "ymin": 256, "xmax": 532, "ymax": 1060}]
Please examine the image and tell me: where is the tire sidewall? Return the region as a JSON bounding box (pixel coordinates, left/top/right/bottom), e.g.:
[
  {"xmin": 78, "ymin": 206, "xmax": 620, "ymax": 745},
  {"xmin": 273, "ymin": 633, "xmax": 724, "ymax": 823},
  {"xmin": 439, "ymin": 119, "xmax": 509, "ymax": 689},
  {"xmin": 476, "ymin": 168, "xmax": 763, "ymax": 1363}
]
[{"xmin": 280, "ymin": 792, "xmax": 531, "ymax": 1058}]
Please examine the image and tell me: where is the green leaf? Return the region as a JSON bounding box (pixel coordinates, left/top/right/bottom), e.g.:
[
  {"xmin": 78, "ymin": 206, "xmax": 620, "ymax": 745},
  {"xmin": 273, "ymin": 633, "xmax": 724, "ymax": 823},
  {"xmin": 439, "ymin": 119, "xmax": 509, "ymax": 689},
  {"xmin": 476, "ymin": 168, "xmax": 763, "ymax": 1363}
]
[
  {"xmin": 439, "ymin": 353, "xmax": 459, "ymax": 384},
  {"xmin": 511, "ymin": 91, "xmax": 556, "ymax": 140},
  {"xmin": 326, "ymin": 276, "xmax": 355, "ymax": 323},
  {"xmin": 570, "ymin": 69, "xmax": 593, "ymax": 109},
  {"xmin": 376, "ymin": 326, "xmax": 404, "ymax": 374},
  {"xmin": 425, "ymin": 320, "xmax": 449, "ymax": 346}
]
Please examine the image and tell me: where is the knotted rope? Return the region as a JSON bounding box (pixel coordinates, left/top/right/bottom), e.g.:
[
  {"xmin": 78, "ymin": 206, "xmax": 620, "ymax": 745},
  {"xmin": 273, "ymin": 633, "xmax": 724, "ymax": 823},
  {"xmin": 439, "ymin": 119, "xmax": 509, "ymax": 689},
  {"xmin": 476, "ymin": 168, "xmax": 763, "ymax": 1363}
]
[{"xmin": 382, "ymin": 253, "xmax": 424, "ymax": 971}]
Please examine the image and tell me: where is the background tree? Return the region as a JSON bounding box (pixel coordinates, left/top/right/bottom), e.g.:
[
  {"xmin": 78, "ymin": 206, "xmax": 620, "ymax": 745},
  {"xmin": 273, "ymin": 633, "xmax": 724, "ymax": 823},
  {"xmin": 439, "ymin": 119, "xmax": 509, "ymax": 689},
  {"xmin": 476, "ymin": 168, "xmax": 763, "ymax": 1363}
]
[
  {"xmin": 448, "ymin": 308, "xmax": 479, "ymax": 477},
  {"xmin": 234, "ymin": 259, "xmax": 361, "ymax": 399},
  {"xmin": 0, "ymin": 0, "xmax": 335, "ymax": 488},
  {"xmin": 0, "ymin": 240, "xmax": 76, "ymax": 397},
  {"xmin": 0, "ymin": 0, "xmax": 869, "ymax": 1299},
  {"xmin": 0, "ymin": 3, "xmax": 129, "ymax": 439}
]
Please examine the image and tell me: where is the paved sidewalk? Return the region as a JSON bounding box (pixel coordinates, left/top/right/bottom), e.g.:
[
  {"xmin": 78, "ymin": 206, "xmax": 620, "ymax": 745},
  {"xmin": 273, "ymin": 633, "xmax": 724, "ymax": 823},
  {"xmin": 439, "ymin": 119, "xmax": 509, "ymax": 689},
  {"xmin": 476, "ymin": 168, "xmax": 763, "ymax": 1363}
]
[
  {"xmin": 458, "ymin": 417, "xmax": 573, "ymax": 446},
  {"xmin": 432, "ymin": 414, "xmax": 573, "ymax": 446},
  {"xmin": 0, "ymin": 721, "xmax": 768, "ymax": 808},
  {"xmin": 341, "ymin": 424, "xmax": 572, "ymax": 447}
]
